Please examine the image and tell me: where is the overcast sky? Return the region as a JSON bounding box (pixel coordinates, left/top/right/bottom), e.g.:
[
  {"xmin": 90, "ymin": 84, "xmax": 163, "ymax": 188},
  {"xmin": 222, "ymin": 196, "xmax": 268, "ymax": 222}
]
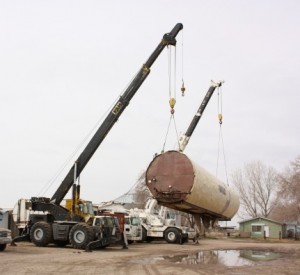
[{"xmin": 1, "ymin": 1, "xmax": 299, "ymax": 213}]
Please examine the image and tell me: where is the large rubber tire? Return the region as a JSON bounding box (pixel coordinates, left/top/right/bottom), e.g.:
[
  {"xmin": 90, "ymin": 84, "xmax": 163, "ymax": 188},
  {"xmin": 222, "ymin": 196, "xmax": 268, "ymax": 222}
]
[
  {"xmin": 0, "ymin": 244, "xmax": 7, "ymax": 251},
  {"xmin": 164, "ymin": 228, "xmax": 179, "ymax": 244},
  {"xmin": 69, "ymin": 223, "xmax": 94, "ymax": 249},
  {"xmin": 30, "ymin": 221, "xmax": 53, "ymax": 247}
]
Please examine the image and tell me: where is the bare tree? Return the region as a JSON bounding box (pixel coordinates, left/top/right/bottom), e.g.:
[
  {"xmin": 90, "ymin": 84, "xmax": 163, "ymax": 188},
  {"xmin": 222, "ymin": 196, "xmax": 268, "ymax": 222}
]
[
  {"xmin": 133, "ymin": 170, "xmax": 151, "ymax": 207},
  {"xmin": 270, "ymin": 156, "xmax": 300, "ymax": 223},
  {"xmin": 231, "ymin": 161, "xmax": 278, "ymax": 219}
]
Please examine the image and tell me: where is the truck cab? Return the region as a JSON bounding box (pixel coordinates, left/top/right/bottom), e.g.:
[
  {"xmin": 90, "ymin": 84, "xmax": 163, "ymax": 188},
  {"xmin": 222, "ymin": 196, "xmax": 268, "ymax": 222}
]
[
  {"xmin": 64, "ymin": 199, "xmax": 95, "ymax": 223},
  {"xmin": 0, "ymin": 227, "xmax": 12, "ymax": 251},
  {"xmin": 87, "ymin": 215, "xmax": 123, "ymax": 250}
]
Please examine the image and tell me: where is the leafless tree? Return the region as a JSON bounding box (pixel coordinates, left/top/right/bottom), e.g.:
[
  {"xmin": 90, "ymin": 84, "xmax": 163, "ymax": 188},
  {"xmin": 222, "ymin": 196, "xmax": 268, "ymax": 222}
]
[
  {"xmin": 231, "ymin": 161, "xmax": 278, "ymax": 219},
  {"xmin": 270, "ymin": 156, "xmax": 300, "ymax": 223},
  {"xmin": 132, "ymin": 170, "xmax": 151, "ymax": 207}
]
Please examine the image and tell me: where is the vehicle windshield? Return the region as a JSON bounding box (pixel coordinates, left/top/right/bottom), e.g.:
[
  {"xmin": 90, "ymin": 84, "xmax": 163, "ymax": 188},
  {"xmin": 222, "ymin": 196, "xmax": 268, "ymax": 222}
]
[
  {"xmin": 166, "ymin": 210, "xmax": 176, "ymax": 220},
  {"xmin": 79, "ymin": 201, "xmax": 94, "ymax": 215},
  {"xmin": 85, "ymin": 201, "xmax": 95, "ymax": 215},
  {"xmin": 114, "ymin": 217, "xmax": 120, "ymax": 226},
  {"xmin": 131, "ymin": 217, "xmax": 140, "ymax": 226}
]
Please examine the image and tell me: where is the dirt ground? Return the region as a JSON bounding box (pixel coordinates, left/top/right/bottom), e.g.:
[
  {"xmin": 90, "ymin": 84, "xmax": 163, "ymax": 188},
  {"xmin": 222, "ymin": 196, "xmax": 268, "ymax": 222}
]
[{"xmin": 1, "ymin": 238, "xmax": 300, "ymax": 275}]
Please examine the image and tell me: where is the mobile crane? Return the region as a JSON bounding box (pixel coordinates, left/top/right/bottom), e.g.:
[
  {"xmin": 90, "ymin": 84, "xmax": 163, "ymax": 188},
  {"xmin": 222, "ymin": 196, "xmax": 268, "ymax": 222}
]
[
  {"xmin": 126, "ymin": 81, "xmax": 224, "ymax": 244},
  {"xmin": 13, "ymin": 23, "xmax": 183, "ymax": 250}
]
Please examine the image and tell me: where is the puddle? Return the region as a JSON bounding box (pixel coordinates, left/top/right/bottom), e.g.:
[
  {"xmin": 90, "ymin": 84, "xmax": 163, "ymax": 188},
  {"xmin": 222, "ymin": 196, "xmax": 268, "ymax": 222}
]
[{"xmin": 131, "ymin": 249, "xmax": 286, "ymax": 267}]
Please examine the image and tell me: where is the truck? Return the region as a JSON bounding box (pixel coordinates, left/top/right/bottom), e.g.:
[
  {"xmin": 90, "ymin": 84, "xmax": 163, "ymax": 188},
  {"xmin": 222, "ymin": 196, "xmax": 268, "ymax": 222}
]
[
  {"xmin": 131, "ymin": 198, "xmax": 189, "ymax": 244},
  {"xmin": 0, "ymin": 227, "xmax": 12, "ymax": 251},
  {"xmin": 102, "ymin": 201, "xmax": 187, "ymax": 244},
  {"xmin": 13, "ymin": 23, "xmax": 183, "ymax": 250},
  {"xmin": 94, "ymin": 202, "xmax": 143, "ymax": 243}
]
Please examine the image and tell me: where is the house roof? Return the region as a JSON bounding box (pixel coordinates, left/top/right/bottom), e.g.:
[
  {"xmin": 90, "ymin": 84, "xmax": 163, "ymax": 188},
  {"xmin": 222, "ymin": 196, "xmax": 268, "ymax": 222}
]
[{"xmin": 238, "ymin": 216, "xmax": 283, "ymax": 225}]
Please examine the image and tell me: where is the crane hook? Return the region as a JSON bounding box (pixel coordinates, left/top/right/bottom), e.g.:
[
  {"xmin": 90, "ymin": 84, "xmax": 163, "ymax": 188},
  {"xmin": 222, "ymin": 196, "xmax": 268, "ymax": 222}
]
[
  {"xmin": 181, "ymin": 81, "xmax": 186, "ymax": 96},
  {"xmin": 218, "ymin": 113, "xmax": 223, "ymax": 125},
  {"xmin": 169, "ymin": 97, "xmax": 176, "ymax": 114}
]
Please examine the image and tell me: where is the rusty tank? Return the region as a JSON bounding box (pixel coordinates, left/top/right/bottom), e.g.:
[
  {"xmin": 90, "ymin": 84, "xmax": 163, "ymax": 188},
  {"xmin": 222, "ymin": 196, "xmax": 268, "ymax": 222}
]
[{"xmin": 146, "ymin": 150, "xmax": 239, "ymax": 221}]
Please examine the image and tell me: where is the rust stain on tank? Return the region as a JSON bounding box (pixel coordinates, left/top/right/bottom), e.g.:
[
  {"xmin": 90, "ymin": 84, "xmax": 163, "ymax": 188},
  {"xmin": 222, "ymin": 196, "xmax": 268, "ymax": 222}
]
[{"xmin": 146, "ymin": 151, "xmax": 194, "ymax": 203}]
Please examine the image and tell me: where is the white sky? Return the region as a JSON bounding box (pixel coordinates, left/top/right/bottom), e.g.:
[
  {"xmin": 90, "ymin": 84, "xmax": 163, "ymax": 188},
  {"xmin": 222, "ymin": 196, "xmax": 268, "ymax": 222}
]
[{"xmin": 1, "ymin": 0, "xmax": 299, "ymax": 211}]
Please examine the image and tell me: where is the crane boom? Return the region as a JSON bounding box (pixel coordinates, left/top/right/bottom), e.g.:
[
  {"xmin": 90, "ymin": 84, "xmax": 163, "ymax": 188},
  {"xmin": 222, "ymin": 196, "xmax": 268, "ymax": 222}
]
[
  {"xmin": 51, "ymin": 23, "xmax": 183, "ymax": 204},
  {"xmin": 178, "ymin": 80, "xmax": 223, "ymax": 152}
]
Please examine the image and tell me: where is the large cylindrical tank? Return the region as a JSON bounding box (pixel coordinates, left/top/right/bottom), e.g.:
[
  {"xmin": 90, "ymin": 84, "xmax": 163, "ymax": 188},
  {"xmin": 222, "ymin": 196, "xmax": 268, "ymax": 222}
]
[{"xmin": 146, "ymin": 151, "xmax": 239, "ymax": 220}]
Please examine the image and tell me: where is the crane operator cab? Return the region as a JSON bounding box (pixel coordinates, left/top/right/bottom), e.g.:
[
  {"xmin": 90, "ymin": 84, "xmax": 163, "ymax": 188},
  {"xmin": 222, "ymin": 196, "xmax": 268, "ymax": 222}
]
[{"xmin": 64, "ymin": 199, "xmax": 95, "ymax": 223}]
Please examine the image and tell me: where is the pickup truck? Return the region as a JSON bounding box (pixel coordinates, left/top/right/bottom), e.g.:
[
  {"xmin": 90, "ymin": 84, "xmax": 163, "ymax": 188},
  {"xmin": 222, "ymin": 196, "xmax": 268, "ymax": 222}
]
[{"xmin": 0, "ymin": 227, "xmax": 12, "ymax": 251}]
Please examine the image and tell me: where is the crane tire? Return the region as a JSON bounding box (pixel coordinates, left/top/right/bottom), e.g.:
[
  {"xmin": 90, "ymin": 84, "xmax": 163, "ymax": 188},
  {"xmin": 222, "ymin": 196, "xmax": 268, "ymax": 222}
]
[
  {"xmin": 30, "ymin": 221, "xmax": 53, "ymax": 247},
  {"xmin": 164, "ymin": 228, "xmax": 179, "ymax": 243},
  {"xmin": 69, "ymin": 223, "xmax": 94, "ymax": 249}
]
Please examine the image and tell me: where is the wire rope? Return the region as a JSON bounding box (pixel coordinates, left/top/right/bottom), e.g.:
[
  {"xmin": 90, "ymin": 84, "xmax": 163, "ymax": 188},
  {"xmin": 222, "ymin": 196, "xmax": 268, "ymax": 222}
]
[{"xmin": 215, "ymin": 86, "xmax": 229, "ymax": 186}]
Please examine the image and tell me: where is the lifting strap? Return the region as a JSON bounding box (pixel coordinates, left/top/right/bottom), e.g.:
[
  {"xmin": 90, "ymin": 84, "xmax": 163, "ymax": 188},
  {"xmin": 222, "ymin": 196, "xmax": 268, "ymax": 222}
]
[{"xmin": 162, "ymin": 113, "xmax": 180, "ymax": 153}]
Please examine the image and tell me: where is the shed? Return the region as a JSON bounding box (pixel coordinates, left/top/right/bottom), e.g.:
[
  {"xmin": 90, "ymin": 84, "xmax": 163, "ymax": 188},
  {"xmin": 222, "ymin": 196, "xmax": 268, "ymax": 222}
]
[
  {"xmin": 239, "ymin": 217, "xmax": 282, "ymax": 239},
  {"xmin": 283, "ymin": 222, "xmax": 300, "ymax": 239}
]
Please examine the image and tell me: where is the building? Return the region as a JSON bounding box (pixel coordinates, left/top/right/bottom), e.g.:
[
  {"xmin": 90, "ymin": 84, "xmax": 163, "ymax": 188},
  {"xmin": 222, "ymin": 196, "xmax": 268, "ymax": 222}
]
[
  {"xmin": 239, "ymin": 217, "xmax": 283, "ymax": 239},
  {"xmin": 283, "ymin": 222, "xmax": 300, "ymax": 239},
  {"xmin": 0, "ymin": 209, "xmax": 10, "ymax": 229}
]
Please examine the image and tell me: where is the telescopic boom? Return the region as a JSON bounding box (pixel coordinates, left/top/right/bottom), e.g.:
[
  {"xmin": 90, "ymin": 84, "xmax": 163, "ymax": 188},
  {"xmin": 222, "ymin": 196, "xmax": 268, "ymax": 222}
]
[
  {"xmin": 178, "ymin": 80, "xmax": 223, "ymax": 152},
  {"xmin": 51, "ymin": 23, "xmax": 183, "ymax": 204}
]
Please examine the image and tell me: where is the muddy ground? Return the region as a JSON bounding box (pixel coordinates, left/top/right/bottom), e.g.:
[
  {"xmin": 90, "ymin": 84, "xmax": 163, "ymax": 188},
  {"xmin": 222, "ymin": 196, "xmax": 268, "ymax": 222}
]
[{"xmin": 1, "ymin": 238, "xmax": 300, "ymax": 274}]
